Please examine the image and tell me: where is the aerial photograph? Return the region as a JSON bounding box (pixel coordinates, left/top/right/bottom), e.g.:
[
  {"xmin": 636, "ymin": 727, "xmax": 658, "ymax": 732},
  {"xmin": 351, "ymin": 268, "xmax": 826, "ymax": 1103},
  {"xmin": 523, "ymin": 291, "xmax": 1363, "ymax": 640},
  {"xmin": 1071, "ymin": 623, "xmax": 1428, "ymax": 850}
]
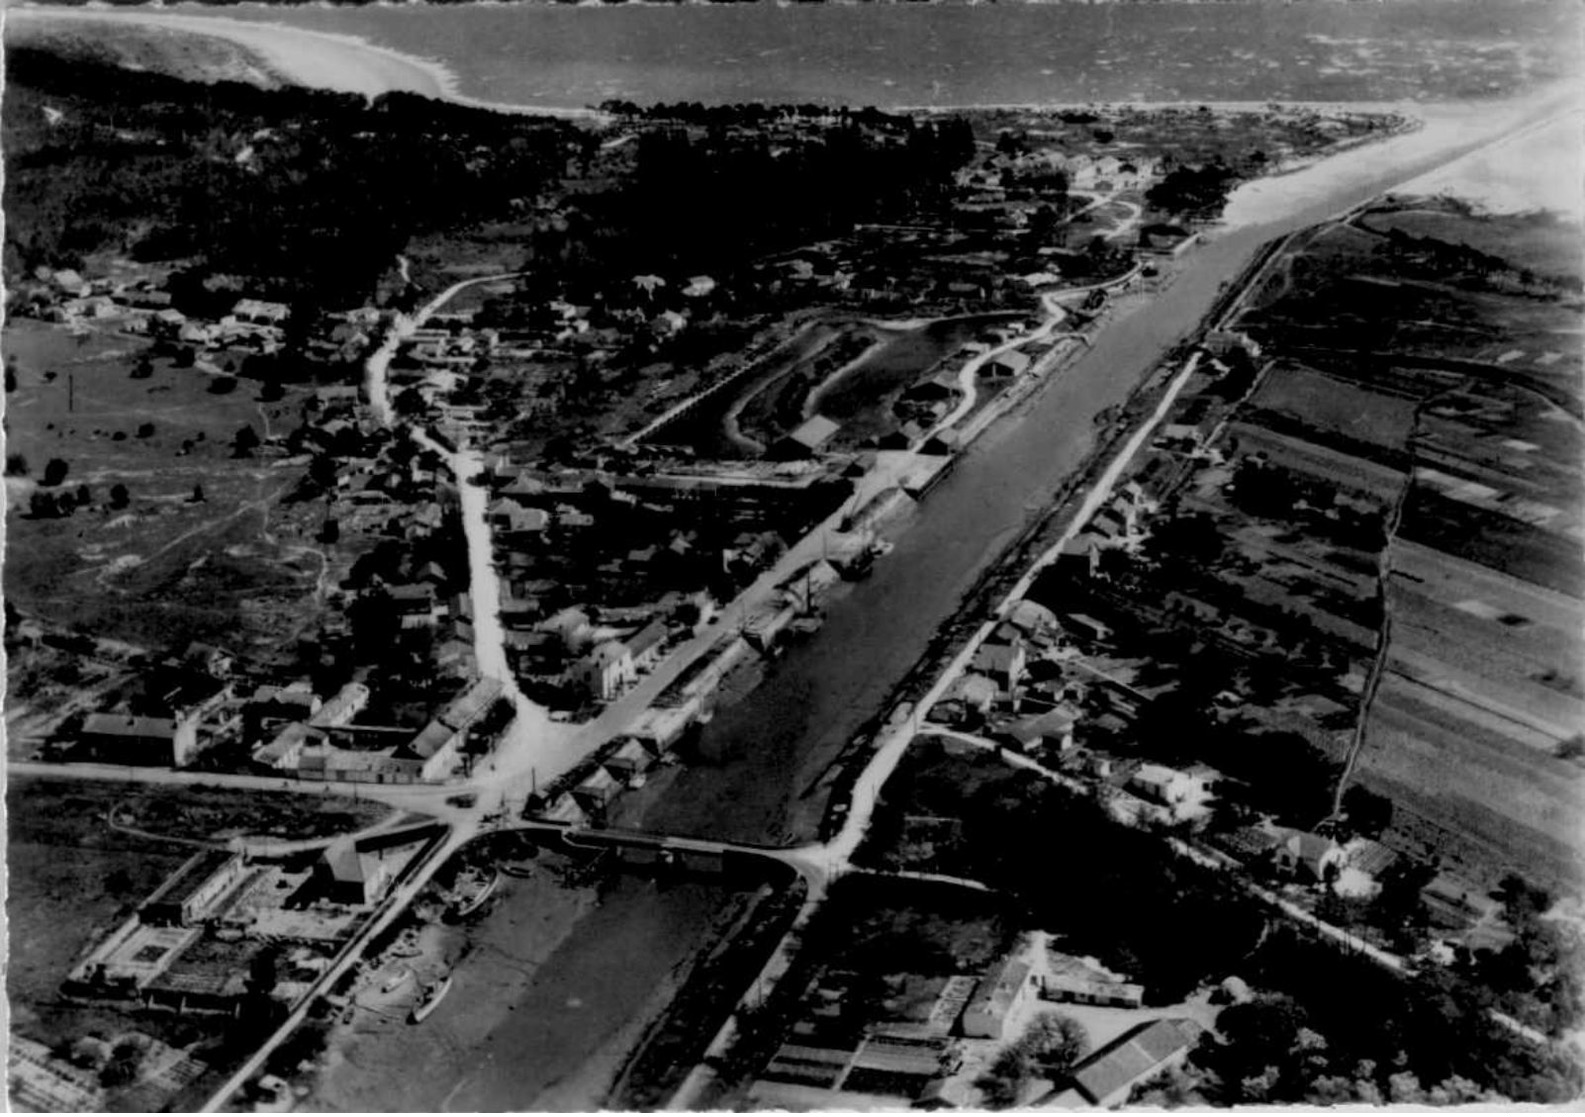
[{"xmin": 1, "ymin": 0, "xmax": 1581, "ymax": 1111}]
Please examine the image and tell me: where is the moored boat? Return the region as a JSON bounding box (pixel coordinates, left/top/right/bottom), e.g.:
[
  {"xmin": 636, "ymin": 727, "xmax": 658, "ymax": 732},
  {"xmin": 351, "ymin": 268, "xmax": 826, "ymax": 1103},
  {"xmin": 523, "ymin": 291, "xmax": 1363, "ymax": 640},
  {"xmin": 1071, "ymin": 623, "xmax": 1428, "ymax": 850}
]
[
  {"xmin": 409, "ymin": 974, "xmax": 453, "ymax": 1024},
  {"xmin": 450, "ymin": 867, "xmax": 501, "ymax": 919}
]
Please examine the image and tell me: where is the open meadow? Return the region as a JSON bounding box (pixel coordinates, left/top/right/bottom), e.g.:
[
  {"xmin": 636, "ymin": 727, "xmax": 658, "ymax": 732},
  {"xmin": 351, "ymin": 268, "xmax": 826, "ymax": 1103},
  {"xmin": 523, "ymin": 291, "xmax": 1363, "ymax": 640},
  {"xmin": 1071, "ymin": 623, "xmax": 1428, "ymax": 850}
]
[{"xmin": 4, "ymin": 321, "xmax": 331, "ymax": 658}]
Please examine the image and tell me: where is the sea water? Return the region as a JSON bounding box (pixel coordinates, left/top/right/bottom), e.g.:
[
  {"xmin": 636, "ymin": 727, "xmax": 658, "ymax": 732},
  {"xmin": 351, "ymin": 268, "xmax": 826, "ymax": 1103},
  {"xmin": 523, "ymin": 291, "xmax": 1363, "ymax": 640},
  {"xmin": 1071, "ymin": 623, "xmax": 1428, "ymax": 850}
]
[{"xmin": 185, "ymin": 0, "xmax": 1577, "ymax": 112}]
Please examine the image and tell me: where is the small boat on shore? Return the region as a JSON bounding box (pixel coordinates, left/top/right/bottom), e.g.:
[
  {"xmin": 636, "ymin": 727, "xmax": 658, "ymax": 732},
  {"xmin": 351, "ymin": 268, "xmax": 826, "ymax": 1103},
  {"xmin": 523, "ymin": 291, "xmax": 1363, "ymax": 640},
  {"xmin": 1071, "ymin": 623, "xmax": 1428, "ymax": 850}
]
[
  {"xmin": 500, "ymin": 862, "xmax": 536, "ymax": 879},
  {"xmin": 409, "ymin": 974, "xmax": 453, "ymax": 1025},
  {"xmin": 450, "ymin": 867, "xmax": 501, "ymax": 919},
  {"xmin": 380, "ymin": 967, "xmax": 412, "ymax": 995}
]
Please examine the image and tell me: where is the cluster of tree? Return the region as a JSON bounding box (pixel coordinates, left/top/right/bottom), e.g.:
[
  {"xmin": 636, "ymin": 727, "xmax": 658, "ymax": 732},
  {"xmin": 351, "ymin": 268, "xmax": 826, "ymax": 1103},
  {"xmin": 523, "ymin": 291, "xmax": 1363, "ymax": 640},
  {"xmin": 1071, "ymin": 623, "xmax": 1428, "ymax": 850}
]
[
  {"xmin": 598, "ymin": 100, "xmax": 917, "ymax": 134},
  {"xmin": 548, "ymin": 116, "xmax": 976, "ymax": 281},
  {"xmin": 866, "ymin": 742, "xmax": 1266, "ymax": 1002},
  {"xmin": 1225, "ymin": 455, "xmax": 1391, "ymax": 550},
  {"xmin": 1145, "ymin": 163, "xmax": 1240, "ymax": 220},
  {"xmin": 1449, "ymin": 874, "xmax": 1585, "ymax": 1040},
  {"xmin": 1192, "ymin": 925, "xmax": 1583, "ymax": 1104},
  {"xmin": 5, "ymin": 48, "xmax": 580, "ymax": 312},
  {"xmin": 1368, "ymin": 220, "xmax": 1585, "ymax": 295},
  {"xmin": 977, "ymin": 1014, "xmax": 1090, "ymax": 1108}
]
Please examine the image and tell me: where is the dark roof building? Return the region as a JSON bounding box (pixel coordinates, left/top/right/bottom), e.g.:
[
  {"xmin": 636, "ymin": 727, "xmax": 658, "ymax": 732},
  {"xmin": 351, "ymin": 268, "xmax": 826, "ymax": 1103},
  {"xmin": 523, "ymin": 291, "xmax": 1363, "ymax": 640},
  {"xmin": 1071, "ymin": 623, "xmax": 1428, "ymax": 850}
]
[
  {"xmin": 140, "ymin": 850, "xmax": 248, "ymax": 927},
  {"xmin": 770, "ymin": 415, "xmax": 842, "ymax": 460},
  {"xmin": 1069, "ymin": 1018, "xmax": 1202, "ymax": 1107}
]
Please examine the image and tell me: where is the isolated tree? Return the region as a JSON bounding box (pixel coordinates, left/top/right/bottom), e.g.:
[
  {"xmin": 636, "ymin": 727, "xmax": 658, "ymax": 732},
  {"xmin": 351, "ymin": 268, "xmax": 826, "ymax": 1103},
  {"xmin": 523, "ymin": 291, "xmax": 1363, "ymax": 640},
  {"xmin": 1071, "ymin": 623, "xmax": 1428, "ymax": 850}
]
[
  {"xmin": 1023, "ymin": 1013, "xmax": 1090, "ymax": 1077},
  {"xmin": 1343, "ymin": 784, "xmax": 1393, "ymax": 837},
  {"xmin": 232, "ymin": 425, "xmax": 260, "ymax": 458},
  {"xmin": 74, "ymin": 483, "xmax": 91, "ymax": 507},
  {"xmin": 136, "ymin": 422, "xmax": 155, "ymax": 439},
  {"xmin": 130, "ymin": 353, "xmax": 154, "ymax": 380},
  {"xmin": 5, "ymin": 453, "xmax": 28, "ymax": 476},
  {"xmin": 41, "ymin": 457, "xmax": 69, "ymax": 486},
  {"xmin": 99, "ymin": 1041, "xmax": 142, "ymax": 1088},
  {"xmin": 191, "ymin": 483, "xmax": 206, "ymax": 504},
  {"xmin": 5, "ymin": 357, "xmax": 16, "ymax": 392},
  {"xmin": 109, "ymin": 483, "xmax": 130, "ymax": 510}
]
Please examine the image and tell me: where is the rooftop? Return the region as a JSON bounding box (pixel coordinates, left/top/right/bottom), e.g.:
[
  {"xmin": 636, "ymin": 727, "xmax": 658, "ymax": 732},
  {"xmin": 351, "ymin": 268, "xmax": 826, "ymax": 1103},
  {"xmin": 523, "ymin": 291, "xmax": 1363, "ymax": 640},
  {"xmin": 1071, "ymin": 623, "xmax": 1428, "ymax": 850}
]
[{"xmin": 143, "ymin": 849, "xmax": 241, "ymax": 912}]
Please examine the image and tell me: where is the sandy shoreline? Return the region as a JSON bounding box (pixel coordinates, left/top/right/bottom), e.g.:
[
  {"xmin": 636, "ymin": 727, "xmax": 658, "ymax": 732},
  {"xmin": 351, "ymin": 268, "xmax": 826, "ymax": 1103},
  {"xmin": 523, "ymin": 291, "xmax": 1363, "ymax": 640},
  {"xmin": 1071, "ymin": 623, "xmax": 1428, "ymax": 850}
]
[{"xmin": 5, "ymin": 6, "xmax": 600, "ymax": 117}]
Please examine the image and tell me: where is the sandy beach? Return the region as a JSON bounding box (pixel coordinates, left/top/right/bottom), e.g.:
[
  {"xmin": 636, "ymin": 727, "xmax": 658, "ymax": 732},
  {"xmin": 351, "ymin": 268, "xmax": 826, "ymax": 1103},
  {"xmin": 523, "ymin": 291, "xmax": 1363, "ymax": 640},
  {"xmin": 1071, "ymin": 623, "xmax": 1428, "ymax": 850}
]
[
  {"xmin": 7, "ymin": 6, "xmax": 450, "ymax": 98},
  {"xmin": 4, "ymin": 6, "xmax": 597, "ymax": 117},
  {"xmin": 1222, "ymin": 85, "xmax": 1584, "ymax": 230}
]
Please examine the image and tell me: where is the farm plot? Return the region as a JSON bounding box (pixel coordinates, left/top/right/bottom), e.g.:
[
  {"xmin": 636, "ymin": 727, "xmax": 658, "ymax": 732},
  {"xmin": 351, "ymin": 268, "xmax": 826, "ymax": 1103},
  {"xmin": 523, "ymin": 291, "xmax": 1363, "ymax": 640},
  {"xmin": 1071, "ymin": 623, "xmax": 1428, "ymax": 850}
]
[
  {"xmin": 1359, "ymin": 207, "xmax": 1585, "ymax": 285},
  {"xmin": 1223, "ymin": 420, "xmax": 1408, "ymax": 501},
  {"xmin": 1398, "ymin": 485, "xmax": 1585, "ymax": 599},
  {"xmin": 1392, "ymin": 539, "xmax": 1585, "ymax": 656},
  {"xmin": 1357, "ymin": 673, "xmax": 1585, "ymax": 893},
  {"xmin": 1244, "ymin": 363, "xmax": 1418, "ymax": 454}
]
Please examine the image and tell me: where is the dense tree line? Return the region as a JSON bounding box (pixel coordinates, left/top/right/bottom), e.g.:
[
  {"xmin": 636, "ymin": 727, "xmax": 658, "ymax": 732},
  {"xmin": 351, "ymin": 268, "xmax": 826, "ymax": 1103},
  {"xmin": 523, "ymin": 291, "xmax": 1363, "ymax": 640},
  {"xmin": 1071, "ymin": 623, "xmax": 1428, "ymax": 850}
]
[
  {"xmin": 540, "ymin": 115, "xmax": 976, "ymax": 282},
  {"xmin": 4, "ymin": 48, "xmax": 579, "ymax": 310}
]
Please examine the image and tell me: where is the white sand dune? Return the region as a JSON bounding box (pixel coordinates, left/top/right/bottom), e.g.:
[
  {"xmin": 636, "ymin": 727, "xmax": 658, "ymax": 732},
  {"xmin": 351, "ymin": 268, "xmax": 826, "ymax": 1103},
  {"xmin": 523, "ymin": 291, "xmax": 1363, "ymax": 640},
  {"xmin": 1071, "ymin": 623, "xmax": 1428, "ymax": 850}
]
[
  {"xmin": 5, "ymin": 6, "xmax": 599, "ymax": 117},
  {"xmin": 1396, "ymin": 108, "xmax": 1585, "ymax": 219},
  {"xmin": 7, "ymin": 6, "xmax": 453, "ymax": 100},
  {"xmin": 1223, "ymin": 85, "xmax": 1584, "ymax": 230}
]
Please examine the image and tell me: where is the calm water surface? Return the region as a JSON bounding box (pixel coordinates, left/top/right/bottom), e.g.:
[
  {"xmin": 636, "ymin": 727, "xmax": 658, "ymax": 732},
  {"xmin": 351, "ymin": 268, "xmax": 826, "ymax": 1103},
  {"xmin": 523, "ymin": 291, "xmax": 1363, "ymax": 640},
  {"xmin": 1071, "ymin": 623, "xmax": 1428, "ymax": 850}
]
[{"xmin": 197, "ymin": 0, "xmax": 1577, "ymax": 110}]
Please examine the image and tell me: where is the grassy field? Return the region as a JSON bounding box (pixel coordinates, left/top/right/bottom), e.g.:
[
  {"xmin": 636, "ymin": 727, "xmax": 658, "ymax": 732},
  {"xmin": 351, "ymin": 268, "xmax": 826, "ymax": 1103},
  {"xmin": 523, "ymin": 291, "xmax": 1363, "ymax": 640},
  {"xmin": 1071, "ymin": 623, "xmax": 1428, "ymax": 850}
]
[
  {"xmin": 6, "ymin": 778, "xmax": 197, "ymax": 1054},
  {"xmin": 1245, "ymin": 363, "xmax": 1417, "ymax": 452},
  {"xmin": 1359, "ymin": 674, "xmax": 1585, "ymax": 894},
  {"xmin": 810, "ymin": 315, "xmax": 1003, "ymax": 447},
  {"xmin": 109, "ymin": 781, "xmax": 393, "ymax": 843},
  {"xmin": 1360, "ymin": 207, "xmax": 1585, "ymax": 284},
  {"xmin": 3, "ymin": 320, "xmax": 330, "ymax": 656},
  {"xmin": 1399, "ymin": 485, "xmax": 1585, "ymax": 599}
]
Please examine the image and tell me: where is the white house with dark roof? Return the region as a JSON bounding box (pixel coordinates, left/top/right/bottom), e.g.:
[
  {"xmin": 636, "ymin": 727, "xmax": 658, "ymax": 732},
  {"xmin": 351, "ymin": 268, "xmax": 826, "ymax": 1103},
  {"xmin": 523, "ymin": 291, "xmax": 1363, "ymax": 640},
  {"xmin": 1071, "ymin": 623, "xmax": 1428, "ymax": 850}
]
[
  {"xmin": 1275, "ymin": 829, "xmax": 1344, "ymax": 883},
  {"xmin": 961, "ymin": 954, "xmax": 1037, "ymax": 1040},
  {"xmin": 577, "ymin": 640, "xmax": 635, "ymax": 701}
]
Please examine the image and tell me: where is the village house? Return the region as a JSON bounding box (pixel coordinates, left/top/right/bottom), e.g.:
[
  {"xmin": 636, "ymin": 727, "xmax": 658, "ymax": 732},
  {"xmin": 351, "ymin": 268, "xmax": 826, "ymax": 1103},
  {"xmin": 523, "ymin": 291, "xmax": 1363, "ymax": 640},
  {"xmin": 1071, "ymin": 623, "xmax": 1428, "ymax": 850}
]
[
  {"xmin": 603, "ymin": 737, "xmax": 654, "ymax": 781},
  {"xmin": 971, "ymin": 636, "xmax": 1027, "ymax": 695},
  {"xmin": 572, "ymin": 765, "xmax": 621, "ymax": 814},
  {"xmin": 1275, "ymin": 829, "xmax": 1344, "ymax": 883},
  {"xmin": 1061, "ymin": 612, "xmax": 1114, "ymax": 644},
  {"xmin": 1042, "ymin": 951, "xmax": 1146, "ymax": 1010},
  {"xmin": 1127, "ymin": 763, "xmax": 1210, "ymax": 819},
  {"xmin": 1066, "ymin": 1018, "xmax": 1202, "ymax": 1107},
  {"xmin": 985, "ymin": 350, "xmax": 1032, "ymax": 380},
  {"xmin": 139, "ymin": 849, "xmax": 248, "ymax": 928},
  {"xmin": 934, "ymin": 672, "xmax": 1000, "ymax": 725},
  {"xmin": 626, "ymin": 619, "xmax": 670, "ymax": 674},
  {"xmin": 316, "ymin": 838, "xmax": 393, "ymax": 907},
  {"xmin": 961, "ymin": 954, "xmax": 1038, "ymax": 1040},
  {"xmin": 577, "ymin": 640, "xmax": 635, "ymax": 702},
  {"xmin": 770, "ymin": 415, "xmax": 841, "ymax": 461},
  {"xmin": 1002, "ymin": 707, "xmax": 1077, "ymax": 753},
  {"xmin": 79, "ymin": 711, "xmax": 203, "ymax": 768}
]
